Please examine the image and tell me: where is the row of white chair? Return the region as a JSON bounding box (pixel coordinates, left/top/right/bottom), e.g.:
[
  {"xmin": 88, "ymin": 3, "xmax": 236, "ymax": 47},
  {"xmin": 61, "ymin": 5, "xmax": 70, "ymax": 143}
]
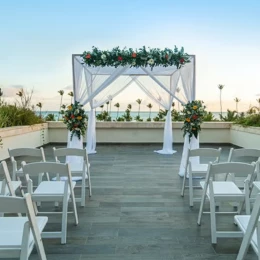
[
  {"xmin": 8, "ymin": 147, "xmax": 92, "ymax": 207},
  {"xmin": 0, "ymin": 160, "xmax": 78, "ymax": 245},
  {"xmin": 181, "ymin": 147, "xmax": 260, "ymax": 207},
  {"xmin": 181, "ymin": 147, "xmax": 260, "ymax": 259}
]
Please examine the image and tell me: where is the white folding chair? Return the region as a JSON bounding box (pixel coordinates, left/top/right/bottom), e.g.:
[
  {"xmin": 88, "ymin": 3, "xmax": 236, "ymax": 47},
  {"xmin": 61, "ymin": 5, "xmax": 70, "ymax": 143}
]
[
  {"xmin": 226, "ymin": 148, "xmax": 260, "ymax": 185},
  {"xmin": 197, "ymin": 162, "xmax": 256, "ymax": 244},
  {"xmin": 235, "ymin": 193, "xmax": 260, "ymax": 260},
  {"xmin": 53, "ymin": 147, "xmax": 92, "ymax": 207},
  {"xmin": 22, "ymin": 162, "xmax": 78, "ymax": 244},
  {"xmin": 0, "ymin": 193, "xmax": 47, "ymax": 260},
  {"xmin": 0, "ymin": 161, "xmax": 21, "ymax": 196},
  {"xmin": 181, "ymin": 147, "xmax": 222, "ymax": 207},
  {"xmin": 8, "ymin": 147, "xmax": 50, "ymax": 185}
]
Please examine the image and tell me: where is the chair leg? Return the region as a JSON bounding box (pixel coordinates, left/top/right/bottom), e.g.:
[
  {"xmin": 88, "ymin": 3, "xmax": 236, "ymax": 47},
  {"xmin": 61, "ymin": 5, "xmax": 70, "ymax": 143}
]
[
  {"xmin": 197, "ymin": 189, "xmax": 207, "ymax": 225},
  {"xmin": 81, "ymin": 177, "xmax": 86, "ymax": 207},
  {"xmin": 210, "ymin": 196, "xmax": 217, "ymax": 244},
  {"xmin": 181, "ymin": 172, "xmax": 186, "ymax": 197},
  {"xmin": 88, "ymin": 174, "xmax": 92, "ymax": 197},
  {"xmin": 61, "ymin": 198, "xmax": 68, "ymax": 244},
  {"xmin": 189, "ymin": 172, "xmax": 193, "ymax": 207},
  {"xmin": 71, "ymin": 191, "xmax": 79, "ymax": 226}
]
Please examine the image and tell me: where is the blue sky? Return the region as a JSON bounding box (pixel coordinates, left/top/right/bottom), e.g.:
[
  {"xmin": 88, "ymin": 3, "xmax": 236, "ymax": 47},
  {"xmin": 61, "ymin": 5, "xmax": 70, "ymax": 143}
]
[{"xmin": 1, "ymin": 0, "xmax": 260, "ymax": 111}]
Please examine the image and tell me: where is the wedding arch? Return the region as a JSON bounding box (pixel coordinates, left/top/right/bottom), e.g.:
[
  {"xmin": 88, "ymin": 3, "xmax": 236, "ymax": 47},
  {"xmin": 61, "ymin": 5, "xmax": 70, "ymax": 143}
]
[{"xmin": 71, "ymin": 47, "xmax": 197, "ymax": 176}]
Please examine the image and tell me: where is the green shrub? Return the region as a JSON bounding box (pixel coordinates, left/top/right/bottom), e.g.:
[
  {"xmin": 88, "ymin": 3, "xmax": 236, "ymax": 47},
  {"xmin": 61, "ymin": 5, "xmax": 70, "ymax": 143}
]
[
  {"xmin": 220, "ymin": 109, "xmax": 238, "ymax": 121},
  {"xmin": 203, "ymin": 111, "xmax": 217, "ymax": 122},
  {"xmin": 0, "ymin": 103, "xmax": 43, "ymax": 128},
  {"xmin": 235, "ymin": 113, "xmax": 260, "ymax": 127},
  {"xmin": 45, "ymin": 113, "xmax": 56, "ymax": 121}
]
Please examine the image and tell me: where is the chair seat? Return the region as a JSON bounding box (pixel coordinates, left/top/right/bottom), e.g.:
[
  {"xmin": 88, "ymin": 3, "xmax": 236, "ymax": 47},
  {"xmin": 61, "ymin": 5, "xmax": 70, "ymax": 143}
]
[
  {"xmin": 191, "ymin": 164, "xmax": 208, "ymax": 173},
  {"xmin": 200, "ymin": 181, "xmax": 243, "ymax": 196},
  {"xmin": 0, "ymin": 217, "xmax": 47, "ymax": 248},
  {"xmin": 235, "ymin": 215, "xmax": 258, "ymax": 253},
  {"xmin": 34, "ymin": 181, "xmax": 76, "ymax": 195},
  {"xmin": 0, "ymin": 181, "xmax": 21, "ymax": 195}
]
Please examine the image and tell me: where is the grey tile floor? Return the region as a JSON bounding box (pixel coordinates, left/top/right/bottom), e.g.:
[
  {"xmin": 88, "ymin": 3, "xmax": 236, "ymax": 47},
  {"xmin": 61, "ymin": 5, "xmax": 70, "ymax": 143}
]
[{"xmin": 3, "ymin": 143, "xmax": 258, "ymax": 259}]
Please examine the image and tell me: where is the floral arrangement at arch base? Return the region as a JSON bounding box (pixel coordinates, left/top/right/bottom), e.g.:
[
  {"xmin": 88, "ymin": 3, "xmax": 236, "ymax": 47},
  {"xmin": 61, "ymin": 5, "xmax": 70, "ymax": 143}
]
[
  {"xmin": 181, "ymin": 100, "xmax": 206, "ymax": 142},
  {"xmin": 60, "ymin": 101, "xmax": 87, "ymax": 140}
]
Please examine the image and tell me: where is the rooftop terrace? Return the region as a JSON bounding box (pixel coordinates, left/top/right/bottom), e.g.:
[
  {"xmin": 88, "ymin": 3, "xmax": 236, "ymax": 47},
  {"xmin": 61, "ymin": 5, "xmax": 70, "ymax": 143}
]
[{"xmin": 4, "ymin": 143, "xmax": 258, "ymax": 259}]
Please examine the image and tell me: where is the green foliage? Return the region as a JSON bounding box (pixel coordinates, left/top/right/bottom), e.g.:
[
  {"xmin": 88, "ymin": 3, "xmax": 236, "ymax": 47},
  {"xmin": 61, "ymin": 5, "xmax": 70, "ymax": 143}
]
[
  {"xmin": 171, "ymin": 109, "xmax": 184, "ymax": 121},
  {"xmin": 203, "ymin": 111, "xmax": 217, "ymax": 122},
  {"xmin": 96, "ymin": 111, "xmax": 111, "ymax": 121},
  {"xmin": 153, "ymin": 109, "xmax": 167, "ymax": 121},
  {"xmin": 236, "ymin": 114, "xmax": 260, "ymax": 127},
  {"xmin": 45, "ymin": 113, "xmax": 56, "ymax": 121},
  {"xmin": 181, "ymin": 100, "xmax": 206, "ymax": 141},
  {"xmin": 135, "ymin": 115, "xmax": 143, "ymax": 122},
  {"xmin": 220, "ymin": 109, "xmax": 238, "ymax": 121},
  {"xmin": 0, "ymin": 103, "xmax": 43, "ymax": 128},
  {"xmin": 235, "ymin": 106, "xmax": 260, "ymax": 127},
  {"xmin": 82, "ymin": 46, "xmax": 190, "ymax": 69}
]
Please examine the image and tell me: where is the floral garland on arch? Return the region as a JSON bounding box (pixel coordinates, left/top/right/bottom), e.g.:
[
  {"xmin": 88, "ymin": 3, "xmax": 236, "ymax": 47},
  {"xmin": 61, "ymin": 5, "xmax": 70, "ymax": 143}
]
[
  {"xmin": 81, "ymin": 46, "xmax": 190, "ymax": 69},
  {"xmin": 181, "ymin": 100, "xmax": 206, "ymax": 142},
  {"xmin": 60, "ymin": 101, "xmax": 87, "ymax": 140}
]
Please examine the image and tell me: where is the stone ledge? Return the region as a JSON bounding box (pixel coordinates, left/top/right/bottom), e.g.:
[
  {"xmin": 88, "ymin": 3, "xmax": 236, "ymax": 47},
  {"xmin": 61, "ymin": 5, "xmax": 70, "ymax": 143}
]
[
  {"xmin": 231, "ymin": 125, "xmax": 260, "ymax": 135},
  {"xmin": 0, "ymin": 123, "xmax": 48, "ymax": 138},
  {"xmin": 47, "ymin": 121, "xmax": 231, "ymax": 129}
]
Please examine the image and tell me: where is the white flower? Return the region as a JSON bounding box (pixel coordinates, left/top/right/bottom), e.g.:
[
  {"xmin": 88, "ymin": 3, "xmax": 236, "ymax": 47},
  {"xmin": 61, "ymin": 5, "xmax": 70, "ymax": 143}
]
[
  {"xmin": 187, "ymin": 111, "xmax": 191, "ymax": 114},
  {"xmin": 147, "ymin": 58, "xmax": 155, "ymax": 65},
  {"xmin": 101, "ymin": 54, "xmax": 106, "ymax": 60}
]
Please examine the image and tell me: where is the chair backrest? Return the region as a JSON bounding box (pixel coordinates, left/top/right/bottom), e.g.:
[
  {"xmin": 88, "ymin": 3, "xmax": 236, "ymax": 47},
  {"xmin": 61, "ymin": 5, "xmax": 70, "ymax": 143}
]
[
  {"xmin": 53, "ymin": 147, "xmax": 87, "ymax": 159},
  {"xmin": 22, "ymin": 162, "xmax": 74, "ymax": 192},
  {"xmin": 0, "ymin": 161, "xmax": 15, "ymax": 196},
  {"xmin": 8, "ymin": 147, "xmax": 46, "ymax": 162},
  {"xmin": 0, "ymin": 193, "xmax": 47, "ymax": 259},
  {"xmin": 236, "ymin": 193, "xmax": 260, "ymax": 259},
  {"xmin": 22, "ymin": 161, "xmax": 71, "ymax": 177},
  {"xmin": 205, "ymin": 162, "xmax": 256, "ymax": 186},
  {"xmin": 188, "ymin": 148, "xmax": 222, "ymax": 159},
  {"xmin": 228, "ymin": 148, "xmax": 260, "ymax": 162}
]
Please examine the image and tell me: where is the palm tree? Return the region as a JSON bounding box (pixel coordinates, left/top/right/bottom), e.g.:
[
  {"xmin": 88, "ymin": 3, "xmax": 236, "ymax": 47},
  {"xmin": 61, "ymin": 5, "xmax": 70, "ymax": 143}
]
[
  {"xmin": 57, "ymin": 90, "xmax": 64, "ymax": 120},
  {"xmin": 256, "ymin": 98, "xmax": 260, "ymax": 111},
  {"xmin": 36, "ymin": 102, "xmax": 43, "ymax": 118},
  {"xmin": 0, "ymin": 88, "xmax": 3, "ymax": 104},
  {"xmin": 127, "ymin": 104, "xmax": 132, "ymax": 110},
  {"xmin": 114, "ymin": 102, "xmax": 120, "ymax": 118},
  {"xmin": 136, "ymin": 99, "xmax": 142, "ymax": 116},
  {"xmin": 68, "ymin": 91, "xmax": 74, "ymax": 104},
  {"xmin": 234, "ymin": 97, "xmax": 241, "ymax": 112},
  {"xmin": 218, "ymin": 84, "xmax": 225, "ymax": 118},
  {"xmin": 147, "ymin": 103, "xmax": 153, "ymax": 120}
]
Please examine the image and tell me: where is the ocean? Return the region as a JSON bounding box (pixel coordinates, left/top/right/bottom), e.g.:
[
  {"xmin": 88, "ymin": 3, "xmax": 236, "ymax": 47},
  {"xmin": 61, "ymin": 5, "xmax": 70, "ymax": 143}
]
[{"xmin": 40, "ymin": 111, "xmax": 226, "ymax": 121}]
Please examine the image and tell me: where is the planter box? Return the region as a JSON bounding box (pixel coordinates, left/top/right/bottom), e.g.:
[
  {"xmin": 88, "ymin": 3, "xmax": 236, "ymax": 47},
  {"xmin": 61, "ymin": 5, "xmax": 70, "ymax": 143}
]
[
  {"xmin": 47, "ymin": 121, "xmax": 231, "ymax": 144},
  {"xmin": 1, "ymin": 122, "xmax": 258, "ymax": 161},
  {"xmin": 230, "ymin": 125, "xmax": 260, "ymax": 149},
  {"xmin": 0, "ymin": 123, "xmax": 48, "ymax": 160}
]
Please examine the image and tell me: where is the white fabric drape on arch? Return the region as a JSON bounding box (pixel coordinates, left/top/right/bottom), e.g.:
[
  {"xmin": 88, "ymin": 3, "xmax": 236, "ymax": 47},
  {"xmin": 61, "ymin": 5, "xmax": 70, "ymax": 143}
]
[
  {"xmin": 178, "ymin": 57, "xmax": 199, "ymax": 177},
  {"xmin": 71, "ymin": 55, "xmax": 196, "ymax": 159},
  {"xmin": 134, "ymin": 68, "xmax": 182, "ymax": 154}
]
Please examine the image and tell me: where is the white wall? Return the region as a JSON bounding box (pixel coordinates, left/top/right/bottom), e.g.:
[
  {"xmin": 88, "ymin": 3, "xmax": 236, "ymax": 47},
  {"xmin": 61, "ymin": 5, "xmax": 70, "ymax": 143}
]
[
  {"xmin": 48, "ymin": 121, "xmax": 231, "ymax": 144},
  {"xmin": 230, "ymin": 125, "xmax": 260, "ymax": 148},
  {"xmin": 0, "ymin": 123, "xmax": 48, "ymax": 160},
  {"xmin": 1, "ymin": 122, "xmax": 259, "ymax": 161}
]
